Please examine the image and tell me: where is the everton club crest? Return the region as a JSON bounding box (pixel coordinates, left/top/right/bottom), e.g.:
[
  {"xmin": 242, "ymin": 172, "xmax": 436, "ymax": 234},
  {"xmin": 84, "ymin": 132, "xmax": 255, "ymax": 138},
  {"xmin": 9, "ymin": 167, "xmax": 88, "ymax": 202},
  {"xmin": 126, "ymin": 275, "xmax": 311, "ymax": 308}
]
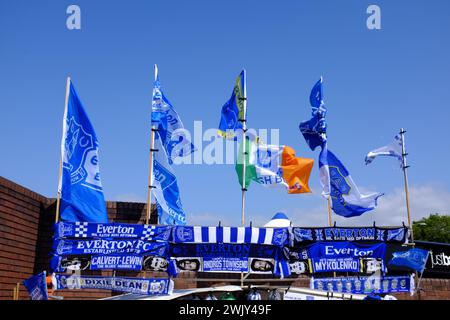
[{"xmin": 63, "ymin": 117, "xmax": 102, "ymax": 190}]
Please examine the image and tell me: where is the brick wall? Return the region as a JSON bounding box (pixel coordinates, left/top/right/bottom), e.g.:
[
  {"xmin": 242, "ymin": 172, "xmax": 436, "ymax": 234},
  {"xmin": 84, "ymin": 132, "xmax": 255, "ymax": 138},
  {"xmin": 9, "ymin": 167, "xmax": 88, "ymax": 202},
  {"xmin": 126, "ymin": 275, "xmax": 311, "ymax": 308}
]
[
  {"xmin": 393, "ymin": 278, "xmax": 450, "ymax": 300},
  {"xmin": 1, "ymin": 176, "xmax": 449, "ymax": 300},
  {"xmin": 0, "ymin": 176, "xmax": 47, "ymax": 300},
  {"xmin": 0, "ymin": 176, "xmax": 198, "ymax": 300}
]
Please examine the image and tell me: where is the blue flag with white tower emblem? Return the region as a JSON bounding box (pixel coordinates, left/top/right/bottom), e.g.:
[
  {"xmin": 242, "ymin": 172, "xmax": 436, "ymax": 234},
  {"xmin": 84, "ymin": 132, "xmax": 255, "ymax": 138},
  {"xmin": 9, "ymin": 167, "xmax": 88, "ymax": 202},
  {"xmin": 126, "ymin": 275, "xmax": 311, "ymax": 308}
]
[
  {"xmin": 152, "ymin": 65, "xmax": 196, "ymax": 164},
  {"xmin": 23, "ymin": 271, "xmax": 48, "ymax": 301},
  {"xmin": 59, "ymin": 80, "xmax": 109, "ymax": 223},
  {"xmin": 389, "ymin": 248, "xmax": 429, "ymax": 272},
  {"xmin": 152, "ymin": 132, "xmax": 187, "ymax": 225},
  {"xmin": 299, "ymin": 78, "xmax": 327, "ymax": 151},
  {"xmin": 319, "ymin": 143, "xmax": 384, "ymax": 218}
]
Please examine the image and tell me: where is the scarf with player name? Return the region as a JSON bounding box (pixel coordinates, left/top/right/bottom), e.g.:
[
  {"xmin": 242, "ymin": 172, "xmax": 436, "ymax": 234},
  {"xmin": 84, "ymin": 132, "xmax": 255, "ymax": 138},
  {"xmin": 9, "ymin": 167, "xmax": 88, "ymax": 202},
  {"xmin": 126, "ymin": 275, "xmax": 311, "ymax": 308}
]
[
  {"xmin": 51, "ymin": 255, "xmax": 169, "ymax": 273},
  {"xmin": 284, "ymin": 242, "xmax": 387, "ymax": 273},
  {"xmin": 53, "ymin": 274, "xmax": 173, "ymax": 295}
]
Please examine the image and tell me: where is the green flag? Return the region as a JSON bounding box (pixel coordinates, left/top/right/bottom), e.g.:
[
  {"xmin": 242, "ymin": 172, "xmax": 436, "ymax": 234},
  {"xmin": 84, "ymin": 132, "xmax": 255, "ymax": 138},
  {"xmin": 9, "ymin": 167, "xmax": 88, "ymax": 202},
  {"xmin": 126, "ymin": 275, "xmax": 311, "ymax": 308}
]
[{"xmin": 235, "ymin": 137, "xmax": 257, "ymax": 188}]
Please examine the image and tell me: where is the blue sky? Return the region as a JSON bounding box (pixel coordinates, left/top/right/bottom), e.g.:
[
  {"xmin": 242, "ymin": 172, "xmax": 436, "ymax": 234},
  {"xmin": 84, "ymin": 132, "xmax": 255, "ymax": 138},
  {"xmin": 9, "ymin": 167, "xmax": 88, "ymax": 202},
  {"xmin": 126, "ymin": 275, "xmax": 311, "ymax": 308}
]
[{"xmin": 1, "ymin": 0, "xmax": 449, "ymax": 227}]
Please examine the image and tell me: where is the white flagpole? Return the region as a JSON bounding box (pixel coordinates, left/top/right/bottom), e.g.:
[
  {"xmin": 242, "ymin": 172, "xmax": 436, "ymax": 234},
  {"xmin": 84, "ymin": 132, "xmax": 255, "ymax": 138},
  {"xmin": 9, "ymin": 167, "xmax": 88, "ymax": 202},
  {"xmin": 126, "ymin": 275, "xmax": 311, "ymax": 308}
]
[
  {"xmin": 146, "ymin": 65, "xmax": 158, "ymax": 225},
  {"xmin": 400, "ymin": 128, "xmax": 414, "ymax": 242},
  {"xmin": 240, "ymin": 69, "xmax": 248, "ymax": 228},
  {"xmin": 55, "ymin": 76, "xmax": 71, "ymax": 223}
]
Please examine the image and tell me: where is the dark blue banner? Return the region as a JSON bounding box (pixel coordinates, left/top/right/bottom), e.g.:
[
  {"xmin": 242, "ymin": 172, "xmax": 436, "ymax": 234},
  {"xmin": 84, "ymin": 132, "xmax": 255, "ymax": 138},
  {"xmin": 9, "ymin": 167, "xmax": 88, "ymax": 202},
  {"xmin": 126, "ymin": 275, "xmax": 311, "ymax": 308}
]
[
  {"xmin": 307, "ymin": 242, "xmax": 387, "ymax": 260},
  {"xmin": 169, "ymin": 243, "xmax": 282, "ymax": 259},
  {"xmin": 292, "ymin": 227, "xmax": 409, "ymax": 244}
]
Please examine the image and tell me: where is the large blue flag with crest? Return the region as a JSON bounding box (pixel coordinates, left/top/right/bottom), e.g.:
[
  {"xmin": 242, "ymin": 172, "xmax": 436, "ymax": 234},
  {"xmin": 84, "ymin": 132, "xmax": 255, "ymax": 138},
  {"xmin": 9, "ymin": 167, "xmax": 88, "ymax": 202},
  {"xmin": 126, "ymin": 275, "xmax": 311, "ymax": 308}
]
[
  {"xmin": 59, "ymin": 79, "xmax": 109, "ymax": 223},
  {"xmin": 152, "ymin": 132, "xmax": 187, "ymax": 225},
  {"xmin": 299, "ymin": 78, "xmax": 327, "ymax": 151},
  {"xmin": 319, "ymin": 143, "xmax": 384, "ymax": 218},
  {"xmin": 152, "ymin": 65, "xmax": 196, "ymax": 164}
]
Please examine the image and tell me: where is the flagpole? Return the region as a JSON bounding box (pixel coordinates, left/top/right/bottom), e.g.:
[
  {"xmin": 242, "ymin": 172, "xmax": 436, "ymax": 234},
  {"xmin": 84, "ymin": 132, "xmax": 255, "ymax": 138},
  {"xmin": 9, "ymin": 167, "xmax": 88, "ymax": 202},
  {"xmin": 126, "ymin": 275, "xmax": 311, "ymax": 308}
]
[
  {"xmin": 327, "ymin": 197, "xmax": 336, "ymax": 278},
  {"xmin": 146, "ymin": 65, "xmax": 158, "ymax": 225},
  {"xmin": 415, "ymin": 251, "xmax": 430, "ymax": 297},
  {"xmin": 400, "ymin": 128, "xmax": 414, "ymax": 242},
  {"xmin": 55, "ymin": 77, "xmax": 71, "ymax": 224},
  {"xmin": 15, "ymin": 282, "xmax": 20, "ymax": 300},
  {"xmin": 240, "ymin": 69, "xmax": 248, "ymax": 227},
  {"xmin": 240, "ymin": 70, "xmax": 247, "ymax": 289}
]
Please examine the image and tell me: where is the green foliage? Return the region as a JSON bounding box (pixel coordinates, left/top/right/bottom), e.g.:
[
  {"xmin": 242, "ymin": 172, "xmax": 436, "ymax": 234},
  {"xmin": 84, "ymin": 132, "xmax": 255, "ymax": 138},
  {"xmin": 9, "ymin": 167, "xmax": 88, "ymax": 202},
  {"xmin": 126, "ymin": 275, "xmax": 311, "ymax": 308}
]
[{"xmin": 413, "ymin": 214, "xmax": 450, "ymax": 243}]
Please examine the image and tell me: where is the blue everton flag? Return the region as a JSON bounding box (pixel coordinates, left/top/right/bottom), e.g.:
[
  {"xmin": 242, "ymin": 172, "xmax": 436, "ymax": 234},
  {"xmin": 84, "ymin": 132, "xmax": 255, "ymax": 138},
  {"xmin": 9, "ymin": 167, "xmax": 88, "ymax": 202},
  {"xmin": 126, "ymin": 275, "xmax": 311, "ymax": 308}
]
[
  {"xmin": 319, "ymin": 143, "xmax": 384, "ymax": 218},
  {"xmin": 59, "ymin": 79, "xmax": 108, "ymax": 223},
  {"xmin": 152, "ymin": 65, "xmax": 196, "ymax": 164},
  {"xmin": 218, "ymin": 70, "xmax": 246, "ymax": 140},
  {"xmin": 23, "ymin": 271, "xmax": 48, "ymax": 300},
  {"xmin": 152, "ymin": 132, "xmax": 187, "ymax": 225},
  {"xmin": 389, "ymin": 248, "xmax": 429, "ymax": 272},
  {"xmin": 299, "ymin": 78, "xmax": 327, "ymax": 151}
]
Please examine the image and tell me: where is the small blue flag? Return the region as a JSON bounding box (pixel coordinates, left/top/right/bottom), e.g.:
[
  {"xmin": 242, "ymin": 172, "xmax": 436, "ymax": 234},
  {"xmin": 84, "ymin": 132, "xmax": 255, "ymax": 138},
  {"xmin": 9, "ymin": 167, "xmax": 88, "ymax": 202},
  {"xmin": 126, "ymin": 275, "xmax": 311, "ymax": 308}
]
[
  {"xmin": 300, "ymin": 78, "xmax": 327, "ymax": 151},
  {"xmin": 23, "ymin": 271, "xmax": 48, "ymax": 300},
  {"xmin": 319, "ymin": 143, "xmax": 384, "ymax": 218},
  {"xmin": 59, "ymin": 80, "xmax": 108, "ymax": 223},
  {"xmin": 218, "ymin": 70, "xmax": 246, "ymax": 140},
  {"xmin": 309, "ymin": 77, "xmax": 324, "ymax": 110},
  {"xmin": 152, "ymin": 65, "xmax": 196, "ymax": 164},
  {"xmin": 389, "ymin": 248, "xmax": 429, "ymax": 272}
]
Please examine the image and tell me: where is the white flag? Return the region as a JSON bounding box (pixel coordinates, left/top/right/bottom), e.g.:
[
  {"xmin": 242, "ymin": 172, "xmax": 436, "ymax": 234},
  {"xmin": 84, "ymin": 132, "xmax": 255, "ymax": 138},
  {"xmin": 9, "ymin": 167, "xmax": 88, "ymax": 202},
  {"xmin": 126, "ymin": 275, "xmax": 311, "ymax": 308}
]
[{"xmin": 365, "ymin": 134, "xmax": 403, "ymax": 168}]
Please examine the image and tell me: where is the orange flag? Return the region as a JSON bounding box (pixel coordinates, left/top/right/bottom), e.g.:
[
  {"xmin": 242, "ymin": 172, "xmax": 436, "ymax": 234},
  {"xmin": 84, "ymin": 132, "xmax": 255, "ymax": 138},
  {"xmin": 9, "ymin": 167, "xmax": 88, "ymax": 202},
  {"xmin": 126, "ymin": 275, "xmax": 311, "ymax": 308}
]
[{"xmin": 281, "ymin": 146, "xmax": 314, "ymax": 194}]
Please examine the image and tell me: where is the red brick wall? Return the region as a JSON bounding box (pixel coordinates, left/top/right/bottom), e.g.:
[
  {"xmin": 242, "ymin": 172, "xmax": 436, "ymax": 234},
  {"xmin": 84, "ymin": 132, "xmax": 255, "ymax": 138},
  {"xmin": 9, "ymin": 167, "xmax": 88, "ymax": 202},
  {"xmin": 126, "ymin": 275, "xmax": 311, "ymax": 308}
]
[
  {"xmin": 393, "ymin": 278, "xmax": 450, "ymax": 300},
  {"xmin": 0, "ymin": 176, "xmax": 46, "ymax": 300},
  {"xmin": 0, "ymin": 176, "xmax": 169, "ymax": 300},
  {"xmin": 1, "ymin": 176, "xmax": 449, "ymax": 300}
]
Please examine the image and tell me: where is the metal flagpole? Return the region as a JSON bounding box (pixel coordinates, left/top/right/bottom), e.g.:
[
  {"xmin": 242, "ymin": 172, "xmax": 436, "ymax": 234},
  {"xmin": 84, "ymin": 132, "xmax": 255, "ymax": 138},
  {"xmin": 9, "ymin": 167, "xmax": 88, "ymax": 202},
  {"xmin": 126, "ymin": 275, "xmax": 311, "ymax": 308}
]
[
  {"xmin": 415, "ymin": 251, "xmax": 430, "ymax": 297},
  {"xmin": 400, "ymin": 128, "xmax": 421, "ymax": 296},
  {"xmin": 55, "ymin": 77, "xmax": 71, "ymax": 223},
  {"xmin": 240, "ymin": 69, "xmax": 248, "ymax": 227},
  {"xmin": 400, "ymin": 128, "xmax": 414, "ymax": 242},
  {"xmin": 146, "ymin": 65, "xmax": 158, "ymax": 225},
  {"xmin": 327, "ymin": 198, "xmax": 337, "ymax": 278},
  {"xmin": 240, "ymin": 69, "xmax": 248, "ymax": 289}
]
